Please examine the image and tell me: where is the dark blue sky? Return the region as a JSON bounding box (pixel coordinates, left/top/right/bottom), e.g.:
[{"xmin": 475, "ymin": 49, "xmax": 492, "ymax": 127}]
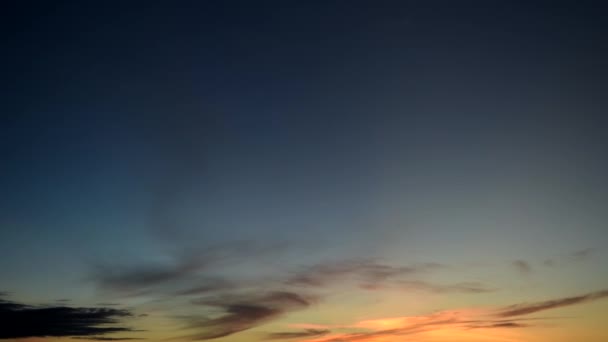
[{"xmin": 1, "ymin": 2, "xmax": 608, "ymax": 341}]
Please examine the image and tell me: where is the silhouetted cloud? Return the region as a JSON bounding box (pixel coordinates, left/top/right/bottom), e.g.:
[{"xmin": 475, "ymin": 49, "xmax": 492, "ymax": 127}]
[
  {"xmin": 512, "ymin": 260, "xmax": 532, "ymax": 275},
  {"xmin": 0, "ymin": 298, "xmax": 134, "ymax": 339},
  {"xmin": 185, "ymin": 291, "xmax": 315, "ymax": 340},
  {"xmin": 497, "ymin": 289, "xmax": 608, "ymax": 317},
  {"xmin": 266, "ymin": 329, "xmax": 330, "ymax": 340}
]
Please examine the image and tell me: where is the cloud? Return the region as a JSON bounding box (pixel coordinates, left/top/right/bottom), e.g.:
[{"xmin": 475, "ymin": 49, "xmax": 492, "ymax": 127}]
[
  {"xmin": 571, "ymin": 248, "xmax": 594, "ymax": 261},
  {"xmin": 466, "ymin": 321, "xmax": 529, "ymax": 329},
  {"xmin": 73, "ymin": 338, "xmax": 143, "ymax": 341},
  {"xmin": 90, "ymin": 241, "xmax": 280, "ymax": 295},
  {"xmin": 175, "ymin": 278, "xmax": 235, "ymax": 296},
  {"xmin": 395, "ymin": 280, "xmax": 494, "ymax": 293},
  {"xmin": 0, "ymin": 298, "xmax": 135, "ymax": 339},
  {"xmin": 285, "ymin": 260, "xmax": 442, "ymax": 287},
  {"xmin": 497, "ymin": 289, "xmax": 608, "ymax": 317},
  {"xmin": 184, "ymin": 291, "xmax": 316, "ymax": 340},
  {"xmin": 512, "ymin": 260, "xmax": 532, "ymax": 275},
  {"xmin": 266, "ymin": 329, "xmax": 330, "ymax": 340},
  {"xmin": 543, "ymin": 248, "xmax": 595, "ymax": 268}
]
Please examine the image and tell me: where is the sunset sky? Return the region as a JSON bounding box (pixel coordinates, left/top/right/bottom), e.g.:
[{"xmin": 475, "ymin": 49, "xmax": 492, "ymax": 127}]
[{"xmin": 2, "ymin": 1, "xmax": 608, "ymax": 342}]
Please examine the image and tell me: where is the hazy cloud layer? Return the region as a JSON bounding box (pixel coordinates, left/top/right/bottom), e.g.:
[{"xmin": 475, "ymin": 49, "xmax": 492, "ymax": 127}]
[{"xmin": 0, "ymin": 298, "xmax": 134, "ymax": 339}]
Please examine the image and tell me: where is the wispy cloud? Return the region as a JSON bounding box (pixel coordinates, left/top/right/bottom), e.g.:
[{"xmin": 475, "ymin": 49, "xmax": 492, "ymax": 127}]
[
  {"xmin": 266, "ymin": 329, "xmax": 330, "ymax": 340},
  {"xmin": 512, "ymin": 260, "xmax": 532, "ymax": 275},
  {"xmin": 0, "ymin": 298, "xmax": 135, "ymax": 339},
  {"xmin": 285, "ymin": 260, "xmax": 443, "ymax": 288},
  {"xmin": 184, "ymin": 291, "xmax": 316, "ymax": 340},
  {"xmin": 497, "ymin": 289, "xmax": 608, "ymax": 317},
  {"xmin": 90, "ymin": 241, "xmax": 280, "ymax": 295},
  {"xmin": 543, "ymin": 248, "xmax": 595, "ymax": 268},
  {"xmin": 395, "ymin": 280, "xmax": 494, "ymax": 293}
]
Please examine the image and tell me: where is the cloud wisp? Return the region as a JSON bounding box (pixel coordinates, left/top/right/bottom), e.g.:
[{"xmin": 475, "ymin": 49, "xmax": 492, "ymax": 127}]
[
  {"xmin": 184, "ymin": 291, "xmax": 316, "ymax": 340},
  {"xmin": 90, "ymin": 241, "xmax": 282, "ymax": 296},
  {"xmin": 0, "ymin": 298, "xmax": 135, "ymax": 339},
  {"xmin": 497, "ymin": 289, "xmax": 608, "ymax": 317},
  {"xmin": 512, "ymin": 260, "xmax": 532, "ymax": 275},
  {"xmin": 285, "ymin": 260, "xmax": 443, "ymax": 288},
  {"xmin": 266, "ymin": 329, "xmax": 330, "ymax": 340}
]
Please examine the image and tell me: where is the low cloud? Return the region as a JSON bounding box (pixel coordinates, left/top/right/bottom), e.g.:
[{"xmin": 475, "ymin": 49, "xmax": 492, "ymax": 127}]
[{"xmin": 0, "ymin": 298, "xmax": 135, "ymax": 339}]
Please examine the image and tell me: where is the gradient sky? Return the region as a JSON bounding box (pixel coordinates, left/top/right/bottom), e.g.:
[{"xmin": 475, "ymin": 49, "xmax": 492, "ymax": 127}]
[{"xmin": 2, "ymin": 1, "xmax": 608, "ymax": 342}]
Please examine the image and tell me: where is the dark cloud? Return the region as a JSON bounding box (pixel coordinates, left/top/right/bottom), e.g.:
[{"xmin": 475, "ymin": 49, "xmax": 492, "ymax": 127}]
[
  {"xmin": 285, "ymin": 260, "xmax": 442, "ymax": 287},
  {"xmin": 497, "ymin": 289, "xmax": 608, "ymax": 317},
  {"xmin": 266, "ymin": 329, "xmax": 330, "ymax": 340},
  {"xmin": 0, "ymin": 298, "xmax": 134, "ymax": 339},
  {"xmin": 185, "ymin": 291, "xmax": 315, "ymax": 340},
  {"xmin": 512, "ymin": 260, "xmax": 532, "ymax": 275}
]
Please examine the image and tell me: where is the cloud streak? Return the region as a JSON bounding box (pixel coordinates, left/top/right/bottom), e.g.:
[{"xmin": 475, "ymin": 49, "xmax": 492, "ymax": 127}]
[
  {"xmin": 266, "ymin": 329, "xmax": 330, "ymax": 340},
  {"xmin": 512, "ymin": 260, "xmax": 532, "ymax": 275},
  {"xmin": 497, "ymin": 289, "xmax": 608, "ymax": 317},
  {"xmin": 285, "ymin": 260, "xmax": 443, "ymax": 288},
  {"xmin": 184, "ymin": 291, "xmax": 316, "ymax": 340}
]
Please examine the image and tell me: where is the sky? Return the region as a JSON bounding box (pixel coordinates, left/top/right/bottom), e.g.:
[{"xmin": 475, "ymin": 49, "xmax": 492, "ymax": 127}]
[{"xmin": 1, "ymin": 1, "xmax": 608, "ymax": 341}]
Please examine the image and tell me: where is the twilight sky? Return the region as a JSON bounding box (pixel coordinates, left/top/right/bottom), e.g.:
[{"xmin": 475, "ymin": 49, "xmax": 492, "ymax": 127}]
[{"xmin": 2, "ymin": 1, "xmax": 608, "ymax": 342}]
